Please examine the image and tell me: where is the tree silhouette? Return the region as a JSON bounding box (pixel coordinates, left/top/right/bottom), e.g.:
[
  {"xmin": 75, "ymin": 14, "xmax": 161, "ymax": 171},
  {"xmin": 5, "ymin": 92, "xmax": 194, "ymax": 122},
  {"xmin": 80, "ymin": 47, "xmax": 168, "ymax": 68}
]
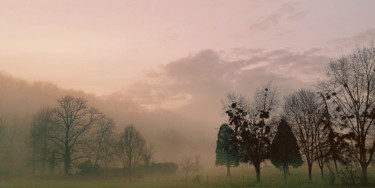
[
  {"xmin": 225, "ymin": 83, "xmax": 278, "ymax": 182},
  {"xmin": 116, "ymin": 125, "xmax": 145, "ymax": 175},
  {"xmin": 31, "ymin": 107, "xmax": 53, "ymax": 176},
  {"xmin": 215, "ymin": 123, "xmax": 239, "ymax": 177},
  {"xmin": 270, "ymin": 119, "xmax": 302, "ymax": 180},
  {"xmin": 320, "ymin": 44, "xmax": 375, "ymax": 184},
  {"xmin": 283, "ymin": 89, "xmax": 324, "ymax": 182},
  {"xmin": 48, "ymin": 96, "xmax": 102, "ymax": 175}
]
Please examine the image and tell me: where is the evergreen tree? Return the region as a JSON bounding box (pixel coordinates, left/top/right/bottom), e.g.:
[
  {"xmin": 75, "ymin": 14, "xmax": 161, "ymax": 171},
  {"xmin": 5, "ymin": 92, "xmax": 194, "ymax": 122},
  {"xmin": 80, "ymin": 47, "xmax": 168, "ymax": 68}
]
[
  {"xmin": 270, "ymin": 119, "xmax": 303, "ymax": 180},
  {"xmin": 215, "ymin": 123, "xmax": 239, "ymax": 176}
]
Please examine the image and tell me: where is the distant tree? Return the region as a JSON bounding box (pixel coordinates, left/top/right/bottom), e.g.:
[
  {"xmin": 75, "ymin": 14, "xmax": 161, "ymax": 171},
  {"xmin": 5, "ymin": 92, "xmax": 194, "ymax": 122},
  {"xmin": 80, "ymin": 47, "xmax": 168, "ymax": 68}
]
[
  {"xmin": 225, "ymin": 83, "xmax": 278, "ymax": 182},
  {"xmin": 180, "ymin": 156, "xmax": 194, "ymax": 177},
  {"xmin": 142, "ymin": 143, "xmax": 154, "ymax": 168},
  {"xmin": 116, "ymin": 125, "xmax": 145, "ymax": 175},
  {"xmin": 89, "ymin": 115, "xmax": 115, "ymax": 167},
  {"xmin": 30, "ymin": 107, "xmax": 54, "ymax": 176},
  {"xmin": 215, "ymin": 123, "xmax": 239, "ymax": 177},
  {"xmin": 192, "ymin": 155, "xmax": 203, "ymax": 174},
  {"xmin": 48, "ymin": 96, "xmax": 102, "ymax": 175},
  {"xmin": 270, "ymin": 119, "xmax": 303, "ymax": 180}
]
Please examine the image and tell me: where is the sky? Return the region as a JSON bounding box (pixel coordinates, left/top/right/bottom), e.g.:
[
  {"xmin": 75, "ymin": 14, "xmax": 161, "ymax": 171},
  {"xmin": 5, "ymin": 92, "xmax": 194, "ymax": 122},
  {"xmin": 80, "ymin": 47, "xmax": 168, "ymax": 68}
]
[
  {"xmin": 1, "ymin": 0, "xmax": 375, "ymax": 113},
  {"xmin": 1, "ymin": 0, "xmax": 375, "ymax": 167}
]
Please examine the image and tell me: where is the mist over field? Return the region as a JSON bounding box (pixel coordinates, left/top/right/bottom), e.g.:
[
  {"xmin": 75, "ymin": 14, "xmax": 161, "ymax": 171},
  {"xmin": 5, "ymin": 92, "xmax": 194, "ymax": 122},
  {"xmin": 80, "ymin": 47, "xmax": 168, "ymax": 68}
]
[{"xmin": 1, "ymin": 0, "xmax": 375, "ymax": 187}]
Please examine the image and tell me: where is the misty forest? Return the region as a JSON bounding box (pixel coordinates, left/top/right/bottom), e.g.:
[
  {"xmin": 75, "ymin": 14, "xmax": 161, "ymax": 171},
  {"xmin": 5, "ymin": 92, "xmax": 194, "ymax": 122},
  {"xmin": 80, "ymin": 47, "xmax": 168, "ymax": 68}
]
[{"xmin": 1, "ymin": 1, "xmax": 375, "ymax": 188}]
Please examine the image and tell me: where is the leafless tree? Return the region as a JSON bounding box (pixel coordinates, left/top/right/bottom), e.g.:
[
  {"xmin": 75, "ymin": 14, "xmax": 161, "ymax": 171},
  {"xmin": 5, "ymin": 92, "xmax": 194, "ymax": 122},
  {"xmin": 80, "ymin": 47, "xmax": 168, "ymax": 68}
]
[
  {"xmin": 89, "ymin": 115, "xmax": 116, "ymax": 167},
  {"xmin": 320, "ymin": 44, "xmax": 375, "ymax": 184},
  {"xmin": 30, "ymin": 107, "xmax": 53, "ymax": 175},
  {"xmin": 192, "ymin": 155, "xmax": 203, "ymax": 173},
  {"xmin": 180, "ymin": 156, "xmax": 194, "ymax": 177},
  {"xmin": 116, "ymin": 125, "xmax": 145, "ymax": 174},
  {"xmin": 283, "ymin": 89, "xmax": 325, "ymax": 182},
  {"xmin": 142, "ymin": 143, "xmax": 154, "ymax": 168},
  {"xmin": 48, "ymin": 96, "xmax": 102, "ymax": 175}
]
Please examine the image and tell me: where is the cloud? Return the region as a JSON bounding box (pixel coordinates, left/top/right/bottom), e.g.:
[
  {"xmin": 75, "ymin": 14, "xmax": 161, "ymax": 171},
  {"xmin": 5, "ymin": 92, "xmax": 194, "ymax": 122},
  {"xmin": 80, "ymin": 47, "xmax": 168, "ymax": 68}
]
[
  {"xmin": 328, "ymin": 29, "xmax": 375, "ymax": 52},
  {"xmin": 249, "ymin": 2, "xmax": 306, "ymax": 33},
  {"xmin": 124, "ymin": 48, "xmax": 330, "ymax": 117}
]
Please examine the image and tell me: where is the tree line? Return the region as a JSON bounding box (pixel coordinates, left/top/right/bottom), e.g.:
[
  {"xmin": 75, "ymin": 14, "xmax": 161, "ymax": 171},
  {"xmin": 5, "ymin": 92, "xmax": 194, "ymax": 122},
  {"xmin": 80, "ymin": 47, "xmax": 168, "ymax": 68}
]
[
  {"xmin": 215, "ymin": 44, "xmax": 375, "ymax": 185},
  {"xmin": 30, "ymin": 96, "xmax": 176, "ymax": 176}
]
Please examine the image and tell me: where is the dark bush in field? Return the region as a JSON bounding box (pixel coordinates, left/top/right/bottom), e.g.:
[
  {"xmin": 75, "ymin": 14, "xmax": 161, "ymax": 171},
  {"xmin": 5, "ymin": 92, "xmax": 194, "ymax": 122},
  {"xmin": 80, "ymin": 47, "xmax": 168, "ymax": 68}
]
[
  {"xmin": 149, "ymin": 162, "xmax": 178, "ymax": 175},
  {"xmin": 77, "ymin": 160, "xmax": 100, "ymax": 176}
]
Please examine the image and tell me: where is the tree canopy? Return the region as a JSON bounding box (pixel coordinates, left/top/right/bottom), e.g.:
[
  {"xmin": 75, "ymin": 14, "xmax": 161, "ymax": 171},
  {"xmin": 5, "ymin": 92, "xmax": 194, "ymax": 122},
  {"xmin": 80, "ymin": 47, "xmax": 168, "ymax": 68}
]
[
  {"xmin": 215, "ymin": 123, "xmax": 239, "ymax": 176},
  {"xmin": 270, "ymin": 119, "xmax": 303, "ymax": 179}
]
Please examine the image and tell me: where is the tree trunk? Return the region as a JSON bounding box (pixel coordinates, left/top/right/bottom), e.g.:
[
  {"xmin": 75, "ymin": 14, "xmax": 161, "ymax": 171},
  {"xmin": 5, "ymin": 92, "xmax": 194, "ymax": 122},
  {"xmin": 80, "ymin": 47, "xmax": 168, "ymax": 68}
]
[
  {"xmin": 226, "ymin": 163, "xmax": 231, "ymax": 177},
  {"xmin": 285, "ymin": 164, "xmax": 290, "ymax": 174},
  {"xmin": 333, "ymin": 159, "xmax": 339, "ymax": 175},
  {"xmin": 64, "ymin": 142, "xmax": 71, "ymax": 175},
  {"xmin": 320, "ymin": 166, "xmax": 324, "ymax": 180},
  {"xmin": 308, "ymin": 163, "xmax": 313, "ymax": 182},
  {"xmin": 64, "ymin": 156, "xmax": 71, "ymax": 176},
  {"xmin": 254, "ymin": 162, "xmax": 261, "ymax": 183},
  {"xmin": 283, "ymin": 164, "xmax": 287, "ymax": 180},
  {"xmin": 360, "ymin": 163, "xmax": 368, "ymax": 185}
]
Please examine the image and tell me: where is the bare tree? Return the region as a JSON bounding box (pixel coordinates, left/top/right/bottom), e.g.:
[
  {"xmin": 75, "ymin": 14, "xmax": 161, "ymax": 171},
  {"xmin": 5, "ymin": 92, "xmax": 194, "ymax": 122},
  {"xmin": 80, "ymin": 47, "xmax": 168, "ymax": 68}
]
[
  {"xmin": 116, "ymin": 125, "xmax": 145, "ymax": 174},
  {"xmin": 89, "ymin": 115, "xmax": 116, "ymax": 167},
  {"xmin": 180, "ymin": 156, "xmax": 194, "ymax": 177},
  {"xmin": 180, "ymin": 155, "xmax": 202, "ymax": 178},
  {"xmin": 283, "ymin": 89, "xmax": 324, "ymax": 182},
  {"xmin": 30, "ymin": 107, "xmax": 53, "ymax": 176},
  {"xmin": 320, "ymin": 44, "xmax": 375, "ymax": 184},
  {"xmin": 48, "ymin": 96, "xmax": 101, "ymax": 175},
  {"xmin": 192, "ymin": 155, "xmax": 203, "ymax": 174},
  {"xmin": 142, "ymin": 143, "xmax": 154, "ymax": 168}
]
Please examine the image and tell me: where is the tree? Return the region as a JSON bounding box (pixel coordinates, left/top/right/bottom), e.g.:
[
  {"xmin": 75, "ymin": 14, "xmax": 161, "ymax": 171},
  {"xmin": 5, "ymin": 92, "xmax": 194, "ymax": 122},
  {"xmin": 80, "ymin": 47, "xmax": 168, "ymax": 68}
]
[
  {"xmin": 320, "ymin": 44, "xmax": 375, "ymax": 184},
  {"xmin": 215, "ymin": 123, "xmax": 239, "ymax": 177},
  {"xmin": 283, "ymin": 89, "xmax": 324, "ymax": 182},
  {"xmin": 270, "ymin": 119, "xmax": 303, "ymax": 180},
  {"xmin": 30, "ymin": 107, "xmax": 53, "ymax": 175},
  {"xmin": 116, "ymin": 125, "xmax": 145, "ymax": 175},
  {"xmin": 180, "ymin": 155, "xmax": 202, "ymax": 177},
  {"xmin": 48, "ymin": 96, "xmax": 102, "ymax": 175},
  {"xmin": 89, "ymin": 115, "xmax": 115, "ymax": 167},
  {"xmin": 317, "ymin": 92, "xmax": 352, "ymax": 176},
  {"xmin": 225, "ymin": 83, "xmax": 278, "ymax": 182},
  {"xmin": 142, "ymin": 143, "xmax": 154, "ymax": 168},
  {"xmin": 180, "ymin": 156, "xmax": 194, "ymax": 177}
]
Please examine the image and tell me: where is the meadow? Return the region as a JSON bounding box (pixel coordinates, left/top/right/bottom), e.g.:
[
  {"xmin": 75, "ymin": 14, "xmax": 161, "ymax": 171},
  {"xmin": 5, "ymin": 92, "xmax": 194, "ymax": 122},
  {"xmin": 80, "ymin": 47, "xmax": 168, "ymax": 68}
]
[{"xmin": 0, "ymin": 165, "xmax": 373, "ymax": 188}]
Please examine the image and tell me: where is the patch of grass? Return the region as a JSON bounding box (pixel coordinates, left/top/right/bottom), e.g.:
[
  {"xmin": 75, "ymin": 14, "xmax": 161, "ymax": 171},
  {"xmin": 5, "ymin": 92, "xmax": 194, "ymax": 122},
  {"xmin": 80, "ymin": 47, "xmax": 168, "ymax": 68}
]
[{"xmin": 0, "ymin": 166, "xmax": 373, "ymax": 188}]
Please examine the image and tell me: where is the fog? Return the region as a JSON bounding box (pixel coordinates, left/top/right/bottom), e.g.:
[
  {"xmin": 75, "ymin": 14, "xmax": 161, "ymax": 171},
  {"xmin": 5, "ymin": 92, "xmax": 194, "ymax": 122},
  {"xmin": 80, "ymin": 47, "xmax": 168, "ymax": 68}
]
[
  {"xmin": 0, "ymin": 46, "xmax": 330, "ymax": 175},
  {"xmin": 1, "ymin": 0, "xmax": 375, "ymax": 187}
]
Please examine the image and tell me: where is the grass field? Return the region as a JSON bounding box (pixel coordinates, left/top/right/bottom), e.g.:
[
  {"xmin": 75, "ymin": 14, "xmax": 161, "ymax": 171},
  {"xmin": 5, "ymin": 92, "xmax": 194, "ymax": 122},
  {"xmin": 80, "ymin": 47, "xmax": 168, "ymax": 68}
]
[{"xmin": 0, "ymin": 166, "xmax": 373, "ymax": 188}]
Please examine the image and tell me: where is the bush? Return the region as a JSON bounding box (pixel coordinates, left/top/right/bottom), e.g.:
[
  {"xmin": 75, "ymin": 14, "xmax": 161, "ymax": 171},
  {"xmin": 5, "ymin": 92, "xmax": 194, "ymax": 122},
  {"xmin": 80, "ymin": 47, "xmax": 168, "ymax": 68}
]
[
  {"xmin": 77, "ymin": 160, "xmax": 100, "ymax": 176},
  {"xmin": 339, "ymin": 164, "xmax": 360, "ymax": 185},
  {"xmin": 150, "ymin": 162, "xmax": 178, "ymax": 175}
]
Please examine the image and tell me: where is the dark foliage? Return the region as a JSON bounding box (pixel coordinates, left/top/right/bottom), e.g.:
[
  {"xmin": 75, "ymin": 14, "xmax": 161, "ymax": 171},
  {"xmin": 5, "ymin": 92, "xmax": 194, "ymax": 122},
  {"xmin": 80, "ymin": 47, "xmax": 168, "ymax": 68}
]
[
  {"xmin": 225, "ymin": 87, "xmax": 276, "ymax": 182},
  {"xmin": 77, "ymin": 160, "xmax": 100, "ymax": 176},
  {"xmin": 270, "ymin": 119, "xmax": 302, "ymax": 179},
  {"xmin": 150, "ymin": 162, "xmax": 178, "ymax": 175},
  {"xmin": 215, "ymin": 123, "xmax": 240, "ymax": 176}
]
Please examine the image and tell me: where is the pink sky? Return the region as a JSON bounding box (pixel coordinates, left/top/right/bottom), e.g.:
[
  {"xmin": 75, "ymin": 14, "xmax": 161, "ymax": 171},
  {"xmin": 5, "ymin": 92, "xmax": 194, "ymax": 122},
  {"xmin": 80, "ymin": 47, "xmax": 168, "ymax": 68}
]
[
  {"xmin": 1, "ymin": 0, "xmax": 375, "ymax": 167},
  {"xmin": 1, "ymin": 0, "xmax": 375, "ymax": 97}
]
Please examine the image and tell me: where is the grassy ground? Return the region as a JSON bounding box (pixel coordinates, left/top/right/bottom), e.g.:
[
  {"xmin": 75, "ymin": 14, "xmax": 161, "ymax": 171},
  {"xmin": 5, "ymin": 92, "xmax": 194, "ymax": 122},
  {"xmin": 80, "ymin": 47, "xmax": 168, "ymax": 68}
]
[{"xmin": 0, "ymin": 166, "xmax": 373, "ymax": 188}]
